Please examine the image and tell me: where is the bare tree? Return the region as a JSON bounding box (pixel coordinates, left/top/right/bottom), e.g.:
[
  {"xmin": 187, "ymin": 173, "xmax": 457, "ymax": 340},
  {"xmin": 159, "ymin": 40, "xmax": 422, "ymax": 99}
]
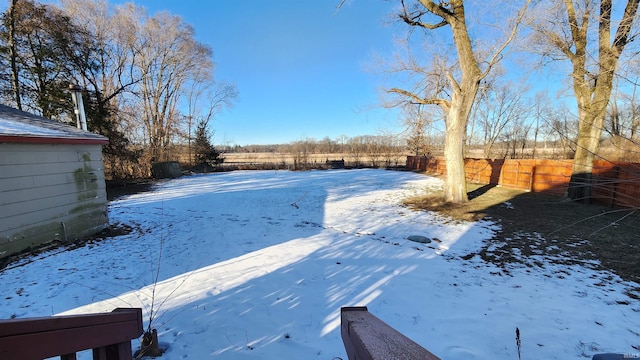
[
  {"xmin": 61, "ymin": 0, "xmax": 141, "ymax": 106},
  {"xmin": 533, "ymin": 0, "xmax": 640, "ymax": 200},
  {"xmin": 378, "ymin": 132, "xmax": 405, "ymax": 167},
  {"xmin": 401, "ymin": 104, "xmax": 433, "ymax": 156},
  {"xmin": 0, "ymin": 0, "xmax": 85, "ymax": 118},
  {"xmin": 184, "ymin": 81, "xmax": 237, "ymax": 165},
  {"xmin": 60, "ymin": 0, "xmax": 143, "ymax": 177},
  {"xmin": 531, "ymin": 91, "xmax": 556, "ymax": 159},
  {"xmin": 7, "ymin": 0, "xmax": 20, "ymax": 110},
  {"xmin": 136, "ymin": 10, "xmax": 213, "ymax": 162},
  {"xmin": 475, "ymin": 81, "xmax": 531, "ymax": 158},
  {"xmin": 320, "ymin": 136, "xmax": 336, "ymax": 154},
  {"xmin": 364, "ymin": 135, "xmax": 383, "ymax": 167},
  {"xmin": 389, "ymin": 0, "xmax": 532, "ymax": 203},
  {"xmin": 545, "ymin": 105, "xmax": 579, "ymax": 159},
  {"xmin": 348, "ymin": 136, "xmax": 366, "ymax": 167},
  {"xmin": 603, "ymin": 74, "xmax": 640, "ymax": 160},
  {"xmin": 500, "ymin": 109, "xmax": 534, "ymax": 159},
  {"xmin": 336, "ymin": 134, "xmax": 349, "ymax": 154},
  {"xmin": 290, "ymin": 138, "xmax": 312, "ymax": 169}
]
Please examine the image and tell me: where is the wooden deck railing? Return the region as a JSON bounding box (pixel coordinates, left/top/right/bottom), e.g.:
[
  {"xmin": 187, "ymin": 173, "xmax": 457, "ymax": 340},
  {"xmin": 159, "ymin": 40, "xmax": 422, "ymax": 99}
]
[
  {"xmin": 341, "ymin": 306, "xmax": 441, "ymax": 360},
  {"xmin": 0, "ymin": 308, "xmax": 143, "ymax": 360}
]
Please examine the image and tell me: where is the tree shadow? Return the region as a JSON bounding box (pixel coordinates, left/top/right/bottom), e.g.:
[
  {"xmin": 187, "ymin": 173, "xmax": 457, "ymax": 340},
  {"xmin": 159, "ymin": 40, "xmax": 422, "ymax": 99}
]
[
  {"xmin": 4, "ymin": 170, "xmax": 640, "ymax": 360},
  {"xmin": 467, "ymin": 183, "xmax": 497, "ymax": 200},
  {"xmin": 41, "ymin": 169, "xmax": 491, "ymax": 358},
  {"xmin": 456, "ymin": 181, "xmax": 640, "ymax": 286}
]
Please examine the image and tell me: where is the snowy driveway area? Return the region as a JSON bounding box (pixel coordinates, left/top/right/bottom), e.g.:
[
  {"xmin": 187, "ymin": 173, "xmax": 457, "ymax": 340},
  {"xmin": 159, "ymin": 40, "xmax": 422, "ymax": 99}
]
[{"xmin": 1, "ymin": 169, "xmax": 638, "ymax": 359}]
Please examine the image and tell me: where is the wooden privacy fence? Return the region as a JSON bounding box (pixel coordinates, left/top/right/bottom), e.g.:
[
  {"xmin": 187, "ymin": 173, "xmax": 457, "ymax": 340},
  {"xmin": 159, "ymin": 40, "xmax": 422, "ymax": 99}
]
[
  {"xmin": 0, "ymin": 308, "xmax": 143, "ymax": 360},
  {"xmin": 406, "ymin": 156, "xmax": 640, "ymax": 208}
]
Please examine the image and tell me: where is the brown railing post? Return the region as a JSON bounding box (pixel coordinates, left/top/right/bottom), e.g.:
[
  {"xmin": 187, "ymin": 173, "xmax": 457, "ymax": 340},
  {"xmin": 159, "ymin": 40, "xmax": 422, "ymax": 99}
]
[{"xmin": 341, "ymin": 306, "xmax": 441, "ymax": 360}]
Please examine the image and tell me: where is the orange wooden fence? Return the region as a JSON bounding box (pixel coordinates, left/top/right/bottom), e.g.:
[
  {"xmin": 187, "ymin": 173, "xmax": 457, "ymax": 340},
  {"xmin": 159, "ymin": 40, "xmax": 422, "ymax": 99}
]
[{"xmin": 406, "ymin": 156, "xmax": 640, "ymax": 208}]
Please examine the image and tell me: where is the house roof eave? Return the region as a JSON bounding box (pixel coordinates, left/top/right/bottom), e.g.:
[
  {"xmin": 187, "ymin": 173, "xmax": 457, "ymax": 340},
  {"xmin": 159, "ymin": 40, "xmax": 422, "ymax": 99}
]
[{"xmin": 0, "ymin": 135, "xmax": 110, "ymax": 145}]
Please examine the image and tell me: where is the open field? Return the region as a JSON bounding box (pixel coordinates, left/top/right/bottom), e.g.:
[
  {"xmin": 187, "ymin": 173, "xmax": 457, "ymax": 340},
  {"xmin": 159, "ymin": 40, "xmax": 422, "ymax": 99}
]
[{"xmin": 221, "ymin": 152, "xmax": 408, "ymax": 168}]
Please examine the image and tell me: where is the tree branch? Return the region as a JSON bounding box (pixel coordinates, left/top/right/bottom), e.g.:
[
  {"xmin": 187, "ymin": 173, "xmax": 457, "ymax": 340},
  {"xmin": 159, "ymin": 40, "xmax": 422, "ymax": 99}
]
[
  {"xmin": 399, "ymin": 0, "xmax": 448, "ymax": 29},
  {"xmin": 612, "ymin": 0, "xmax": 640, "ymax": 55},
  {"xmin": 481, "ymin": 0, "xmax": 533, "ymax": 78},
  {"xmin": 545, "ymin": 30, "xmax": 576, "ymax": 60},
  {"xmin": 445, "ymin": 70, "xmax": 460, "ymax": 94},
  {"xmin": 419, "ymin": 0, "xmax": 454, "ymax": 19},
  {"xmin": 388, "ymin": 87, "xmax": 451, "ymax": 110}
]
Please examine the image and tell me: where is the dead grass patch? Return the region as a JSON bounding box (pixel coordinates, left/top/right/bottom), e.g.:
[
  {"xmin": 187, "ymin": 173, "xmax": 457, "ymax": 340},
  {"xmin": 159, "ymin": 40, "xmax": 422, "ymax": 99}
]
[
  {"xmin": 404, "ymin": 183, "xmax": 526, "ymax": 221},
  {"xmin": 404, "ymin": 177, "xmax": 640, "ymax": 286}
]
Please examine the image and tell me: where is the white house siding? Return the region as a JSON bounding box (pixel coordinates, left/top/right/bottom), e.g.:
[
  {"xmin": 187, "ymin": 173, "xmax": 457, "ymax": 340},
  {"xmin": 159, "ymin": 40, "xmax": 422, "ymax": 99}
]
[{"xmin": 0, "ymin": 142, "xmax": 108, "ymax": 258}]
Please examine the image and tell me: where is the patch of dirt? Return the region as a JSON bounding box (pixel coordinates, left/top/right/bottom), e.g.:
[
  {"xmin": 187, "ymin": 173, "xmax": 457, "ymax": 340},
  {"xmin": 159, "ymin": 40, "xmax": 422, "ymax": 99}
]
[
  {"xmin": 106, "ymin": 179, "xmax": 155, "ymax": 201},
  {"xmin": 0, "ymin": 223, "xmax": 136, "ymax": 271},
  {"xmin": 404, "ymin": 180, "xmax": 640, "ymax": 285}
]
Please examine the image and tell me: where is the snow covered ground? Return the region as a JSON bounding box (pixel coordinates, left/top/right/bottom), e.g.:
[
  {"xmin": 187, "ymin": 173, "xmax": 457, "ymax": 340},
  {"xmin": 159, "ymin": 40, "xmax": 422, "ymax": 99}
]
[{"xmin": 1, "ymin": 169, "xmax": 639, "ymax": 359}]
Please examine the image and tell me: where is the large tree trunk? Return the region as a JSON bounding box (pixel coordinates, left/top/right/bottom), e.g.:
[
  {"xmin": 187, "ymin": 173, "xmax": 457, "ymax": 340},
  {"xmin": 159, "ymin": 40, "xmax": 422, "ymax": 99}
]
[
  {"xmin": 567, "ymin": 109, "xmax": 607, "ymax": 201},
  {"xmin": 567, "ymin": 47, "xmax": 618, "ymax": 201},
  {"xmin": 444, "ymin": 107, "xmax": 468, "ymax": 203},
  {"xmin": 443, "ymin": 81, "xmax": 479, "ymax": 203},
  {"xmin": 441, "ymin": 2, "xmax": 482, "ymax": 204},
  {"xmin": 563, "ymin": 0, "xmax": 640, "ymax": 201},
  {"xmin": 8, "ymin": 0, "xmax": 21, "ymax": 110}
]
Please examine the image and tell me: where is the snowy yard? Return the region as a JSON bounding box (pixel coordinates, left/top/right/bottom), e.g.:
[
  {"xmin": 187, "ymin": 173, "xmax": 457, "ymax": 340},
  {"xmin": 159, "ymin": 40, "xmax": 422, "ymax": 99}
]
[{"xmin": 1, "ymin": 169, "xmax": 638, "ymax": 359}]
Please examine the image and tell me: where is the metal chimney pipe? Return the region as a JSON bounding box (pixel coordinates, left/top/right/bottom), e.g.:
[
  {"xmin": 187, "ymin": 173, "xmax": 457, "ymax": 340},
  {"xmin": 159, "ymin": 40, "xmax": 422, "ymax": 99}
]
[{"xmin": 69, "ymin": 84, "xmax": 87, "ymax": 131}]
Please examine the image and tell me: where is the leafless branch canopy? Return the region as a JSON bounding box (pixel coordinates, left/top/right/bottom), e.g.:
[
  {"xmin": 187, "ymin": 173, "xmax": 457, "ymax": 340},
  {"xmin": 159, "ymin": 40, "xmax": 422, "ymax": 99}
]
[{"xmin": 399, "ymin": 0, "xmax": 448, "ymax": 29}]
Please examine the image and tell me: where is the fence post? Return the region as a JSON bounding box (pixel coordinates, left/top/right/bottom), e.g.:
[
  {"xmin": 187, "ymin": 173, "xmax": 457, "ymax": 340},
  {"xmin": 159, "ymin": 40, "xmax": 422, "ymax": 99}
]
[
  {"xmin": 608, "ymin": 165, "xmax": 620, "ymax": 208},
  {"xmin": 529, "ymin": 165, "xmax": 535, "ymax": 192}
]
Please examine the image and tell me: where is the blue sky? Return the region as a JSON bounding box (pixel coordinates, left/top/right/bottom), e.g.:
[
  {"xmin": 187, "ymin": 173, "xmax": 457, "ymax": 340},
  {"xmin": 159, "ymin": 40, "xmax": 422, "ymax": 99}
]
[{"xmin": 125, "ymin": 0, "xmax": 404, "ymax": 145}]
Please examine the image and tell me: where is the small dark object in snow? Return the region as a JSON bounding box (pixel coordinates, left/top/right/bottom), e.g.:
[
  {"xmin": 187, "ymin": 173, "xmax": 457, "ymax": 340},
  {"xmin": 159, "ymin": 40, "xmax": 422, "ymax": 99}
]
[
  {"xmin": 407, "ymin": 235, "xmax": 431, "ymax": 244},
  {"xmin": 135, "ymin": 329, "xmax": 164, "ymax": 358},
  {"xmin": 592, "ymin": 354, "xmax": 628, "ymax": 360}
]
